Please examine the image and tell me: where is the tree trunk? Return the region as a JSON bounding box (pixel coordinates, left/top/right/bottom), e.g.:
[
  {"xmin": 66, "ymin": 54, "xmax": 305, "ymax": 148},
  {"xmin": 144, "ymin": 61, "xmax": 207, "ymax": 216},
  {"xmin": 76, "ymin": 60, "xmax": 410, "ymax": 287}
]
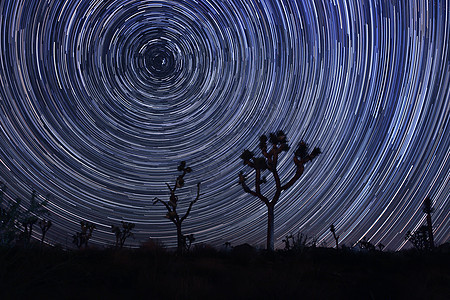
[
  {"xmin": 426, "ymin": 213, "xmax": 434, "ymax": 249},
  {"xmin": 267, "ymin": 204, "xmax": 275, "ymax": 251},
  {"xmin": 176, "ymin": 223, "xmax": 183, "ymax": 255}
]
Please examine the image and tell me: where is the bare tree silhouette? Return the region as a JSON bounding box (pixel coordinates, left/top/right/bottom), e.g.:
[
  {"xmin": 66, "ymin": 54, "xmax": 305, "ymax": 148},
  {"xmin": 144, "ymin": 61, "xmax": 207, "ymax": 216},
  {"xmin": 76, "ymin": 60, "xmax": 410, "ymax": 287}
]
[
  {"xmin": 111, "ymin": 221, "xmax": 135, "ymax": 248},
  {"xmin": 239, "ymin": 131, "xmax": 321, "ymax": 251},
  {"xmin": 153, "ymin": 161, "xmax": 200, "ymax": 255}
]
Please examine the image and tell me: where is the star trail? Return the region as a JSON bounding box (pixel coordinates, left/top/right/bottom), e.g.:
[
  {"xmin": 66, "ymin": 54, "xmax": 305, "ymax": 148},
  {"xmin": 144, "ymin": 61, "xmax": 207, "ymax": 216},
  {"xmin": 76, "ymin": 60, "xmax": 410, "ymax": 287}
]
[{"xmin": 0, "ymin": 0, "xmax": 448, "ymax": 250}]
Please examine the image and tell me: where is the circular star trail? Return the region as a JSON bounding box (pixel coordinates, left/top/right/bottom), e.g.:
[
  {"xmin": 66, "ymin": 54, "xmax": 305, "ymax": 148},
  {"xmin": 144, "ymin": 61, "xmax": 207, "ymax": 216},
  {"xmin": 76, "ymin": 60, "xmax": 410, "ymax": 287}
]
[{"xmin": 0, "ymin": 0, "xmax": 448, "ymax": 250}]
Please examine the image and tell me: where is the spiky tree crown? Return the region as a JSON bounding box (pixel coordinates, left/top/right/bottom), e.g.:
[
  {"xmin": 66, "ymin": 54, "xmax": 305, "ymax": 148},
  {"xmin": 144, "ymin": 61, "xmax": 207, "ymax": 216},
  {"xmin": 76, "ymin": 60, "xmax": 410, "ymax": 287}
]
[
  {"xmin": 295, "ymin": 141, "xmax": 309, "ymax": 159},
  {"xmin": 254, "ymin": 157, "xmax": 268, "ymax": 170},
  {"xmin": 310, "ymin": 147, "xmax": 322, "ymax": 158},
  {"xmin": 175, "ymin": 161, "xmax": 193, "ymax": 187},
  {"xmin": 240, "ymin": 149, "xmax": 254, "ymax": 162},
  {"xmin": 259, "ymin": 134, "xmax": 267, "ymax": 143},
  {"xmin": 258, "ymin": 131, "xmax": 289, "ymax": 152},
  {"xmin": 259, "ymin": 135, "xmax": 267, "ymax": 150},
  {"xmin": 422, "ymin": 197, "xmax": 434, "ymax": 214},
  {"xmin": 269, "ymin": 131, "xmax": 289, "ymax": 150},
  {"xmin": 295, "ymin": 140, "xmax": 321, "ymax": 159},
  {"xmin": 177, "ymin": 161, "xmax": 186, "ymax": 171},
  {"xmin": 122, "ymin": 221, "xmax": 135, "ymax": 231}
]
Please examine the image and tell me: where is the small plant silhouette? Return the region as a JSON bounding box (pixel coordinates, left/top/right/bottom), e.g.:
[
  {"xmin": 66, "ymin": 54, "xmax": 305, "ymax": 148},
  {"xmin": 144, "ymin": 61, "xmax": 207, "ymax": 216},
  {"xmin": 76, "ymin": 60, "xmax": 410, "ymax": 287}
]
[
  {"xmin": 330, "ymin": 224, "xmax": 339, "ymax": 249},
  {"xmin": 358, "ymin": 237, "xmax": 375, "ymax": 251},
  {"xmin": 153, "ymin": 161, "xmax": 200, "ymax": 255},
  {"xmin": 282, "ymin": 232, "xmax": 309, "ymax": 252},
  {"xmin": 183, "ymin": 233, "xmax": 195, "ymax": 251},
  {"xmin": 239, "ymin": 131, "xmax": 321, "ymax": 251},
  {"xmin": 39, "ymin": 219, "xmax": 52, "ymax": 245},
  {"xmin": 73, "ymin": 221, "xmax": 96, "ymax": 249},
  {"xmin": 282, "ymin": 234, "xmax": 293, "ymax": 250},
  {"xmin": 406, "ymin": 225, "xmax": 432, "ymax": 251},
  {"xmin": 111, "ymin": 221, "xmax": 135, "ymax": 248},
  {"xmin": 224, "ymin": 241, "xmax": 232, "ymax": 250}
]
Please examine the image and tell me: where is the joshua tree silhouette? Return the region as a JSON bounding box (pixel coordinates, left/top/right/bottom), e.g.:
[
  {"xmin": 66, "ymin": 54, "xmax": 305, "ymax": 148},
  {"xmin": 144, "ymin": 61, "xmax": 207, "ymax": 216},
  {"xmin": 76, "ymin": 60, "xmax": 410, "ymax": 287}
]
[
  {"xmin": 330, "ymin": 224, "xmax": 339, "ymax": 250},
  {"xmin": 111, "ymin": 221, "xmax": 135, "ymax": 248},
  {"xmin": 18, "ymin": 190, "xmax": 50, "ymax": 246},
  {"xmin": 405, "ymin": 197, "xmax": 436, "ymax": 251},
  {"xmin": 73, "ymin": 221, "xmax": 96, "ymax": 249},
  {"xmin": 0, "ymin": 182, "xmax": 20, "ymax": 246},
  {"xmin": 239, "ymin": 131, "xmax": 321, "ymax": 251},
  {"xmin": 153, "ymin": 161, "xmax": 200, "ymax": 255},
  {"xmin": 422, "ymin": 197, "xmax": 434, "ymax": 249},
  {"xmin": 0, "ymin": 185, "xmax": 51, "ymax": 247},
  {"xmin": 39, "ymin": 219, "xmax": 52, "ymax": 245}
]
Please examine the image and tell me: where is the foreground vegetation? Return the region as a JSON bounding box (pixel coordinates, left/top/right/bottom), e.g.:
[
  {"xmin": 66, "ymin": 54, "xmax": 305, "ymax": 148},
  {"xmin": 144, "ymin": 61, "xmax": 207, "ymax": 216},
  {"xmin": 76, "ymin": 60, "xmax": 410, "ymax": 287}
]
[
  {"xmin": 1, "ymin": 244, "xmax": 449, "ymax": 299},
  {"xmin": 0, "ymin": 132, "xmax": 446, "ymax": 299}
]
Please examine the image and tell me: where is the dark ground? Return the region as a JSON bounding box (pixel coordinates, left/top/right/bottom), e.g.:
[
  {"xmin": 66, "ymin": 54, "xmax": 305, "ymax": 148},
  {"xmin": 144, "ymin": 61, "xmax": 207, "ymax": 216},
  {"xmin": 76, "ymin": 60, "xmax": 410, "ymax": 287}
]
[{"xmin": 1, "ymin": 245, "xmax": 449, "ymax": 300}]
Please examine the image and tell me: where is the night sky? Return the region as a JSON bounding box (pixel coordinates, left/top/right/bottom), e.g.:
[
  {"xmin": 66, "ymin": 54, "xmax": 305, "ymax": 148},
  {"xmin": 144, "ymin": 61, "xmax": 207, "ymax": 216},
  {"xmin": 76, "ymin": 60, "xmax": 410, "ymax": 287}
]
[{"xmin": 0, "ymin": 0, "xmax": 448, "ymax": 250}]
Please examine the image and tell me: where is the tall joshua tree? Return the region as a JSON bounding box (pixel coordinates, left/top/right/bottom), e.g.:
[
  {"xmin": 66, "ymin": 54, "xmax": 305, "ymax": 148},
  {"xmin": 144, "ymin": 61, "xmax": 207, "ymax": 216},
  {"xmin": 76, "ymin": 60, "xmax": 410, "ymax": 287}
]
[
  {"xmin": 422, "ymin": 197, "xmax": 434, "ymax": 249},
  {"xmin": 153, "ymin": 161, "xmax": 200, "ymax": 255},
  {"xmin": 239, "ymin": 131, "xmax": 321, "ymax": 251}
]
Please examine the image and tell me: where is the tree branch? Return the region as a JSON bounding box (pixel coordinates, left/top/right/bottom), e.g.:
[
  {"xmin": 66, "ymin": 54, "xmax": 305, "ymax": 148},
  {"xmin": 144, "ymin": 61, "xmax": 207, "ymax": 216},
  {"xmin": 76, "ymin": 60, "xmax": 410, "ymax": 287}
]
[
  {"xmin": 255, "ymin": 168, "xmax": 261, "ymax": 195},
  {"xmin": 181, "ymin": 182, "xmax": 201, "ymax": 222},
  {"xmin": 272, "ymin": 168, "xmax": 282, "ymax": 191},
  {"xmin": 267, "ymin": 148, "xmax": 275, "ymax": 170},
  {"xmin": 265, "ymin": 145, "xmax": 282, "ymax": 193},
  {"xmin": 281, "ymin": 156, "xmax": 311, "ymax": 190},
  {"xmin": 244, "ymin": 159, "xmax": 255, "ymax": 169},
  {"xmin": 261, "ymin": 147, "xmax": 269, "ymax": 159},
  {"xmin": 153, "ymin": 197, "xmax": 172, "ymax": 212},
  {"xmin": 240, "ymin": 178, "xmax": 258, "ymax": 197},
  {"xmin": 239, "ymin": 174, "xmax": 269, "ymax": 205}
]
